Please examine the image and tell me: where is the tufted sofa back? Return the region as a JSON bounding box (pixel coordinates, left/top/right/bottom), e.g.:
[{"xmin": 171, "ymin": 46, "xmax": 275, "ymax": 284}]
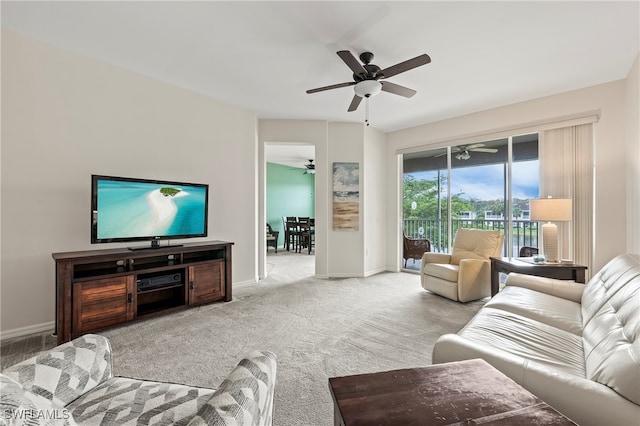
[{"xmin": 581, "ymin": 254, "xmax": 640, "ymax": 405}]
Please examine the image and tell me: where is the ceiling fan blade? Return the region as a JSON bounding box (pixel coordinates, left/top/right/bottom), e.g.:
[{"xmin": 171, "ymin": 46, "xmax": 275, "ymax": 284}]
[
  {"xmin": 378, "ymin": 54, "xmax": 431, "ymax": 79},
  {"xmin": 337, "ymin": 50, "xmax": 367, "ymax": 75},
  {"xmin": 466, "ymin": 143, "xmax": 486, "ymax": 149},
  {"xmin": 470, "ymin": 148, "xmax": 498, "ymax": 153},
  {"xmin": 380, "ymin": 81, "xmax": 417, "ymax": 98},
  {"xmin": 348, "ymin": 95, "xmax": 362, "ymax": 112},
  {"xmin": 306, "ymin": 81, "xmax": 355, "ymax": 94}
]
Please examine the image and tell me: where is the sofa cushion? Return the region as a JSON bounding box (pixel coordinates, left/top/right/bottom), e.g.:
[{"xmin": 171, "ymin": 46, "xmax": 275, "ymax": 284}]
[
  {"xmin": 457, "ymin": 307, "xmax": 585, "ymax": 378},
  {"xmin": 0, "ymin": 374, "xmax": 76, "ymax": 426},
  {"xmin": 485, "ymin": 285, "xmax": 583, "ymax": 335},
  {"xmin": 580, "ymin": 254, "xmax": 640, "ymax": 405},
  {"xmin": 450, "ymin": 229, "xmax": 502, "ymax": 265},
  {"xmin": 66, "ymin": 377, "xmax": 215, "ymax": 425},
  {"xmin": 423, "ymin": 263, "xmax": 459, "ymax": 282}
]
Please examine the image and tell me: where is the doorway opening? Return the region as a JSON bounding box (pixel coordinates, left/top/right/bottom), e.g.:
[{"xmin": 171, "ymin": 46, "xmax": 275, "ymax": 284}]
[{"xmin": 265, "ymin": 143, "xmax": 316, "ymax": 274}]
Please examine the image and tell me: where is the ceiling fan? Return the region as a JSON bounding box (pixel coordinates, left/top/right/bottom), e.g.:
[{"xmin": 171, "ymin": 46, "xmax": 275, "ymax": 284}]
[
  {"xmin": 436, "ymin": 144, "xmax": 499, "ymax": 160},
  {"xmin": 303, "ymin": 159, "xmax": 315, "ymax": 174},
  {"xmin": 306, "ymin": 50, "xmax": 431, "ymax": 120}
]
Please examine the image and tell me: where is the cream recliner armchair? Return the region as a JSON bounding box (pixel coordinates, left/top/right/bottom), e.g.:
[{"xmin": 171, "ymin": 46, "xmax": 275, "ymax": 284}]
[{"xmin": 421, "ymin": 228, "xmax": 504, "ymax": 302}]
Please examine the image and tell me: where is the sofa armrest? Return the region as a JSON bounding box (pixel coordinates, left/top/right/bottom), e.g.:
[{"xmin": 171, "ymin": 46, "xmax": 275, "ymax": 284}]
[
  {"xmin": 421, "ymin": 253, "xmax": 451, "ymax": 274},
  {"xmin": 422, "ymin": 252, "xmax": 451, "ymax": 264},
  {"xmin": 457, "ymin": 259, "xmax": 491, "ymax": 302},
  {"xmin": 432, "ymin": 334, "xmax": 640, "ymax": 426},
  {"xmin": 420, "ymin": 252, "xmax": 451, "ymax": 274},
  {"xmin": 187, "ymin": 350, "xmax": 277, "ymax": 426},
  {"xmin": 2, "ymin": 334, "xmax": 113, "ymax": 407},
  {"xmin": 505, "ymin": 272, "xmax": 584, "ymax": 303}
]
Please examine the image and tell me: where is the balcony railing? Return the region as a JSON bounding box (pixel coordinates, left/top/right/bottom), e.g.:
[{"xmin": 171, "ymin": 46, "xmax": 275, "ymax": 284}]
[{"xmin": 403, "ymin": 218, "xmax": 538, "ymax": 256}]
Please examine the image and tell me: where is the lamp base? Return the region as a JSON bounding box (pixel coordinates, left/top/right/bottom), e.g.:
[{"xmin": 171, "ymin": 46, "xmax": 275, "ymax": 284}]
[{"xmin": 541, "ymin": 222, "xmax": 559, "ymax": 263}]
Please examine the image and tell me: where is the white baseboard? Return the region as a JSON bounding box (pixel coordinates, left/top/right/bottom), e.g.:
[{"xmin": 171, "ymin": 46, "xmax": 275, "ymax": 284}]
[
  {"xmin": 364, "ymin": 268, "xmax": 388, "ymax": 277},
  {"xmin": 327, "ymin": 272, "xmax": 365, "ymax": 278},
  {"xmin": 1, "ymin": 321, "xmax": 55, "ymax": 341}
]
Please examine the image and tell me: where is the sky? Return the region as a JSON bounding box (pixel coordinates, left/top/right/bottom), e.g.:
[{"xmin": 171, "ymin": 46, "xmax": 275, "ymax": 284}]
[{"xmin": 408, "ymin": 160, "xmax": 539, "ymax": 201}]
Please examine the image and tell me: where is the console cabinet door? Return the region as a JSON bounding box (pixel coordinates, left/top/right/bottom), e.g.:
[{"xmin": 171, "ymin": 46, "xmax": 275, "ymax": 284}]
[
  {"xmin": 73, "ymin": 276, "xmax": 135, "ymax": 335},
  {"xmin": 188, "ymin": 261, "xmax": 225, "ymax": 305}
]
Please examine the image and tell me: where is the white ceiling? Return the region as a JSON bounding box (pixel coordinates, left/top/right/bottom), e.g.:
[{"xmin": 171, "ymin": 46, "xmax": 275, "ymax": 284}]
[
  {"xmin": 265, "ymin": 144, "xmax": 315, "ymax": 169},
  {"xmin": 2, "ymin": 1, "xmax": 638, "ymax": 166}
]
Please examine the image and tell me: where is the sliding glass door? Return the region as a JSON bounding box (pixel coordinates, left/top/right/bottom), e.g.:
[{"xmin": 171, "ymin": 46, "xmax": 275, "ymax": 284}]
[{"xmin": 402, "ymin": 134, "xmax": 539, "ymax": 270}]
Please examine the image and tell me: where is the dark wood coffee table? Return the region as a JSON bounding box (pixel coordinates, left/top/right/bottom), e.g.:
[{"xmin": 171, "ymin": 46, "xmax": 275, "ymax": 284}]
[
  {"xmin": 329, "ymin": 358, "xmax": 576, "ymax": 425},
  {"xmin": 490, "ymin": 257, "xmax": 587, "ymax": 297}
]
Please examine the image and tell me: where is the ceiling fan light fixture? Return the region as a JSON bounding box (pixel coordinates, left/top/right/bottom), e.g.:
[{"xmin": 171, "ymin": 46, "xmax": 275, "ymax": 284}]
[
  {"xmin": 455, "ymin": 151, "xmax": 471, "ymax": 160},
  {"xmin": 354, "ymin": 80, "xmax": 382, "ymax": 98}
]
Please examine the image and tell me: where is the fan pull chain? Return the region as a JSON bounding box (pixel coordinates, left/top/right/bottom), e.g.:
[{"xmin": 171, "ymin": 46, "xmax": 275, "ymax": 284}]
[{"xmin": 365, "ymin": 96, "xmax": 370, "ymax": 126}]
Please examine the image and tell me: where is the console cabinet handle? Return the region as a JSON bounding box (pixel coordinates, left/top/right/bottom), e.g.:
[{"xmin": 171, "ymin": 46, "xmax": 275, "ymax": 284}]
[
  {"xmin": 189, "ymin": 281, "xmax": 194, "ymax": 290},
  {"xmin": 127, "ymin": 293, "xmax": 133, "ymax": 303}
]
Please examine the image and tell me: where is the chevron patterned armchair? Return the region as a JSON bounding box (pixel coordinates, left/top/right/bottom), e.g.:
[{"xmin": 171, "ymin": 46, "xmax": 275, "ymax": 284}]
[{"xmin": 1, "ymin": 334, "xmax": 277, "ymax": 426}]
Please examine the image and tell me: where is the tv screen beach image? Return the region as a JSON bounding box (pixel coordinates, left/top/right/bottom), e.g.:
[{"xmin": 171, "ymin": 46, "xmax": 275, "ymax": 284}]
[{"xmin": 96, "ymin": 180, "xmax": 207, "ymax": 239}]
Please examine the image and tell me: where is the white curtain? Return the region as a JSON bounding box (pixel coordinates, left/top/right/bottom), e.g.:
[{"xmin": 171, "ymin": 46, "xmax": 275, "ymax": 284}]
[{"xmin": 540, "ymin": 124, "xmax": 594, "ymax": 277}]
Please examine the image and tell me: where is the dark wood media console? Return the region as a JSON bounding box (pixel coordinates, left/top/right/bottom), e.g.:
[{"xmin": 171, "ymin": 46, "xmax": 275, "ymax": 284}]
[{"xmin": 53, "ymin": 241, "xmax": 233, "ymax": 344}]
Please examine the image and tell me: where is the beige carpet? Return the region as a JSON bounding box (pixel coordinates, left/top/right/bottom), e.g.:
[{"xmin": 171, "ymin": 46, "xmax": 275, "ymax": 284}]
[
  {"xmin": 98, "ymin": 252, "xmax": 484, "ymax": 426},
  {"xmin": 2, "ymin": 252, "xmax": 484, "ymax": 426}
]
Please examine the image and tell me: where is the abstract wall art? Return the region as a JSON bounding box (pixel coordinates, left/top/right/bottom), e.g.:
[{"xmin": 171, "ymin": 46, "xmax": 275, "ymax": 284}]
[{"xmin": 332, "ymin": 162, "xmax": 359, "ymax": 230}]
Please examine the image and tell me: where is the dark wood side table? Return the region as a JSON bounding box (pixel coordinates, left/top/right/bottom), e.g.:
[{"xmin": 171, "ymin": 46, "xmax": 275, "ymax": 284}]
[
  {"xmin": 490, "ymin": 257, "xmax": 587, "ymax": 297},
  {"xmin": 329, "ymin": 358, "xmax": 576, "ymax": 426}
]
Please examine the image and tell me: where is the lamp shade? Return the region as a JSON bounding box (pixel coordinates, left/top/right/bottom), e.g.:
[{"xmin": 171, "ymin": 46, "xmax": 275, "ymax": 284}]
[{"xmin": 530, "ymin": 198, "xmax": 572, "ymax": 222}]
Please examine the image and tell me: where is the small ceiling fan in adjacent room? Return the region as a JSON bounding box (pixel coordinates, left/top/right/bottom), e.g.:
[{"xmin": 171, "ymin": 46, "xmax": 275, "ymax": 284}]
[
  {"xmin": 306, "ymin": 50, "xmax": 431, "ymax": 125},
  {"xmin": 436, "ymin": 144, "xmax": 499, "ymax": 160},
  {"xmin": 303, "ymin": 159, "xmax": 315, "ymax": 174}
]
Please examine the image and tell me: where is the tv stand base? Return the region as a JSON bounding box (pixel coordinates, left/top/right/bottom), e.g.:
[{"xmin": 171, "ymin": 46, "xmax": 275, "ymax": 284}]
[{"xmin": 53, "ymin": 241, "xmax": 233, "ymax": 344}]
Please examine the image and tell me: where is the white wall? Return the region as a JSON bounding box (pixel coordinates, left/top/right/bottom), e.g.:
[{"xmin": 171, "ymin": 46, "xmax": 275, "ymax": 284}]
[
  {"xmin": 328, "ymin": 123, "xmax": 365, "ymax": 276},
  {"xmin": 386, "ymin": 78, "xmax": 636, "ymax": 271},
  {"xmin": 363, "ymin": 126, "xmax": 387, "ymax": 275},
  {"xmin": 626, "ymin": 54, "xmax": 640, "ymax": 254},
  {"xmin": 1, "ymin": 30, "xmax": 258, "ymax": 336}
]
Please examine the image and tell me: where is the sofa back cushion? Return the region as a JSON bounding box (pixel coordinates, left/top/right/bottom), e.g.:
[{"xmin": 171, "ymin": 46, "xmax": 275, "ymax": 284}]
[
  {"xmin": 581, "ymin": 254, "xmax": 640, "ymax": 404},
  {"xmin": 2, "ymin": 334, "xmax": 112, "ymax": 408},
  {"xmin": 450, "ymin": 229, "xmax": 503, "ymax": 266}
]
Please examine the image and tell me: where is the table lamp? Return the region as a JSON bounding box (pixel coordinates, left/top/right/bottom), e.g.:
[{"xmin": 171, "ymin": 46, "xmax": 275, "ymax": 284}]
[{"xmin": 530, "ymin": 197, "xmax": 572, "ymax": 263}]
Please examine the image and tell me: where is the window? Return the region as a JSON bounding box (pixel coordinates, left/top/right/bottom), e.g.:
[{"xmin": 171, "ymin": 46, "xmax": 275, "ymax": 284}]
[{"xmin": 402, "ymin": 134, "xmax": 539, "ymax": 270}]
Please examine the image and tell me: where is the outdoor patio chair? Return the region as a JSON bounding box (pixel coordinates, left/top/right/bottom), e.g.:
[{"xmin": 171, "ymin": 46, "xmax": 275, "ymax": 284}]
[{"xmin": 403, "ymin": 233, "xmax": 431, "ymax": 267}]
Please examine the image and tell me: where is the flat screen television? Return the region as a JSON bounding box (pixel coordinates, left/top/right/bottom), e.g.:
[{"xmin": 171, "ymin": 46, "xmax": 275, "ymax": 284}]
[{"xmin": 91, "ymin": 175, "xmax": 209, "ymax": 249}]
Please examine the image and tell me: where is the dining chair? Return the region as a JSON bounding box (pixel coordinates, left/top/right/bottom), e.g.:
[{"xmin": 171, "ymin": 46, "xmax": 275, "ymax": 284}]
[
  {"xmin": 519, "ymin": 246, "xmax": 539, "ymax": 257},
  {"xmin": 283, "ymin": 216, "xmax": 297, "ymax": 251},
  {"xmin": 285, "ymin": 218, "xmax": 300, "ymax": 252},
  {"xmin": 298, "ymin": 218, "xmax": 315, "ymax": 254},
  {"xmin": 266, "ymin": 223, "xmax": 279, "ymax": 253}
]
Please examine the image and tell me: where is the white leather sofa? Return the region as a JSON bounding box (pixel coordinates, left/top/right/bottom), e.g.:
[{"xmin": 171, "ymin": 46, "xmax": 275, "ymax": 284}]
[{"xmin": 432, "ymin": 253, "xmax": 640, "ymax": 426}]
